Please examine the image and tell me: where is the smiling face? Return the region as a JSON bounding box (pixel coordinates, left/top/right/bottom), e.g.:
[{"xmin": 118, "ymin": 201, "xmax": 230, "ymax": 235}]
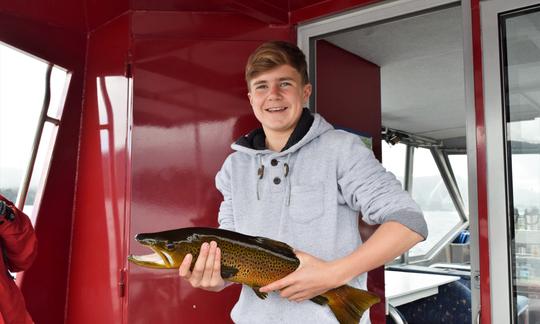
[{"xmin": 247, "ymin": 64, "xmax": 312, "ymax": 140}]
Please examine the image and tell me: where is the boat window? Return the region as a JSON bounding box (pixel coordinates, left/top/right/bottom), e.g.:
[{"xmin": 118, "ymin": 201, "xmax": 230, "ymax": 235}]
[
  {"xmin": 448, "ymin": 154, "xmax": 469, "ymax": 212},
  {"xmin": 498, "ymin": 7, "xmax": 540, "ymax": 320},
  {"xmin": 408, "ymin": 147, "xmax": 462, "ymax": 257},
  {"xmin": 382, "ymin": 141, "xmax": 406, "ymax": 189},
  {"xmin": 0, "ymin": 42, "xmax": 69, "ymax": 222}
]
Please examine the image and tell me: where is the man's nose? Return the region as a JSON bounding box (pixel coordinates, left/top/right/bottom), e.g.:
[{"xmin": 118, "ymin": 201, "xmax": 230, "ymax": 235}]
[{"xmin": 268, "ymin": 85, "xmax": 282, "ymax": 99}]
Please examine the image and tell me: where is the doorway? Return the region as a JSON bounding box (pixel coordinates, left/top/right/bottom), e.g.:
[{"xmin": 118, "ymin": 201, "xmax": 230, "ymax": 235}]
[{"xmin": 299, "ymin": 1, "xmax": 476, "ymax": 322}]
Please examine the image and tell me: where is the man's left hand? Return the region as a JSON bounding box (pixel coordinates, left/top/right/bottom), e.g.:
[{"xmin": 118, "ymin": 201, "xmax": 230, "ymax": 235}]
[{"xmin": 259, "ymin": 251, "xmax": 343, "ymax": 302}]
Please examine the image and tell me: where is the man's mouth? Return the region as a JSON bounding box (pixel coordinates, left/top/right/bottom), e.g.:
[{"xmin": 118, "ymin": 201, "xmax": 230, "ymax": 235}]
[{"xmin": 265, "ymin": 106, "xmax": 287, "ymax": 112}]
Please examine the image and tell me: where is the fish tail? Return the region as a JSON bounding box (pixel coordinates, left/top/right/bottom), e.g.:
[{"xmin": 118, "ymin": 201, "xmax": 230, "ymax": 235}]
[{"xmin": 323, "ymin": 285, "xmax": 381, "ymax": 324}]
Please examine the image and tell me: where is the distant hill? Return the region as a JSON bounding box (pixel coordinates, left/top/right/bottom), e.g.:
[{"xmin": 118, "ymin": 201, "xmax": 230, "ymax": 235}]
[
  {"xmin": 0, "ymin": 167, "xmax": 37, "ymax": 203},
  {"xmin": 0, "ymin": 187, "xmax": 36, "ymax": 204},
  {"xmin": 0, "ymin": 167, "xmax": 23, "ymax": 187}
]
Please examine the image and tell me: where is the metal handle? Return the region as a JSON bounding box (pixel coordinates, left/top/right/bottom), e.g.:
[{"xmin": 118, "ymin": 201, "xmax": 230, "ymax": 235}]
[{"xmin": 388, "ymin": 304, "xmax": 407, "ymax": 324}]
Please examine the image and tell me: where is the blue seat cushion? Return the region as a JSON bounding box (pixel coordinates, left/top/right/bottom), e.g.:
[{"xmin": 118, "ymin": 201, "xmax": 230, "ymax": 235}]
[{"xmin": 396, "ymin": 281, "xmax": 471, "ymax": 324}]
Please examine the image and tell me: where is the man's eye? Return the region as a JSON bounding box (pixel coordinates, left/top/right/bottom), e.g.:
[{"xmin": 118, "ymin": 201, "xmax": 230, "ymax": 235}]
[
  {"xmin": 255, "ymin": 84, "xmax": 267, "ymax": 90},
  {"xmin": 280, "ymin": 82, "xmax": 291, "ymax": 87}
]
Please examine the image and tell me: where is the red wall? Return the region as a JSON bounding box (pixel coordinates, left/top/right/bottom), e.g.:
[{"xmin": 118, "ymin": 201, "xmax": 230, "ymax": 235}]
[
  {"xmin": 64, "ymin": 13, "xmax": 131, "ymax": 324},
  {"xmin": 316, "ymin": 40, "xmax": 381, "ymax": 158},
  {"xmin": 290, "ymin": 0, "xmax": 382, "ymax": 24},
  {"xmin": 316, "ymin": 40, "xmax": 384, "ymax": 323}
]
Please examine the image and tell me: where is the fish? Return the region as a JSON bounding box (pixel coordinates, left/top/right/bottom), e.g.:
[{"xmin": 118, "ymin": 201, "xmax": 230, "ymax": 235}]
[{"xmin": 128, "ymin": 227, "xmax": 381, "ymax": 324}]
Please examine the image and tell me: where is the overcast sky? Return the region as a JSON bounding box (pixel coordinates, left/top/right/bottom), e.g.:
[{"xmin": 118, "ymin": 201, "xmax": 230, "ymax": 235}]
[{"xmin": 0, "ymin": 42, "xmax": 66, "ymax": 189}]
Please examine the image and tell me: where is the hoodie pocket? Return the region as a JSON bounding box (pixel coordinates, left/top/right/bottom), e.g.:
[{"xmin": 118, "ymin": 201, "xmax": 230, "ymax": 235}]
[{"xmin": 289, "ymin": 184, "xmax": 324, "ymax": 224}]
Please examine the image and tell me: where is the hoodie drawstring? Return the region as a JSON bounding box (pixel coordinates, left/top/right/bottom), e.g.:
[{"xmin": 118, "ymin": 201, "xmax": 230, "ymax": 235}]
[
  {"xmin": 256, "ymin": 154, "xmax": 264, "ymax": 200},
  {"xmin": 284, "ymin": 153, "xmax": 291, "ymax": 206}
]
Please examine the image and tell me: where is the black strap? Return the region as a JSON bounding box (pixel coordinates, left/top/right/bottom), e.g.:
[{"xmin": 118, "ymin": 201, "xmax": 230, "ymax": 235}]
[{"xmin": 0, "ymin": 201, "xmax": 16, "ymax": 279}]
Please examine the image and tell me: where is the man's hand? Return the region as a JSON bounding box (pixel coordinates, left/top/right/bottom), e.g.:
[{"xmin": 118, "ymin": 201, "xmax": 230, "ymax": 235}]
[
  {"xmin": 259, "ymin": 251, "xmax": 344, "ymax": 302},
  {"xmin": 178, "ymin": 241, "xmax": 227, "ymax": 292}
]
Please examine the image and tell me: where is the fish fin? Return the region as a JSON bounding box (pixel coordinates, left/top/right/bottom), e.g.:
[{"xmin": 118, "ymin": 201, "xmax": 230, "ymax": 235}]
[
  {"xmin": 220, "ymin": 265, "xmax": 239, "ymax": 279},
  {"xmin": 310, "ymin": 295, "xmax": 329, "ymax": 306},
  {"xmin": 252, "ymin": 287, "xmax": 268, "ymax": 300},
  {"xmin": 253, "ymin": 237, "xmax": 297, "ymax": 260},
  {"xmin": 323, "ymin": 285, "xmax": 381, "ymax": 324}
]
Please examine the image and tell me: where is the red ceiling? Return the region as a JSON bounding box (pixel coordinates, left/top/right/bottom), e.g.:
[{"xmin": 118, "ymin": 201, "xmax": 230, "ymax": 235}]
[{"xmin": 0, "ymin": 0, "xmax": 362, "ymax": 33}]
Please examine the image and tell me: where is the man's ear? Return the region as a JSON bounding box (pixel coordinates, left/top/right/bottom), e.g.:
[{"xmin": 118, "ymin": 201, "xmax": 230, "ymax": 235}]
[
  {"xmin": 247, "ymin": 92, "xmax": 253, "ymax": 106},
  {"xmin": 303, "ymin": 84, "xmax": 312, "ymax": 103}
]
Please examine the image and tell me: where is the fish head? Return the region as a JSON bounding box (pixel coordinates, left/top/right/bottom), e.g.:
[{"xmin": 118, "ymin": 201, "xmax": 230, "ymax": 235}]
[{"xmin": 128, "ymin": 228, "xmax": 198, "ymax": 269}]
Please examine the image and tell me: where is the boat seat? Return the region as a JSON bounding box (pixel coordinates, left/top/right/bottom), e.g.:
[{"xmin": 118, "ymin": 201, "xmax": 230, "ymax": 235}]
[{"xmin": 395, "ymin": 281, "xmax": 471, "ymax": 324}]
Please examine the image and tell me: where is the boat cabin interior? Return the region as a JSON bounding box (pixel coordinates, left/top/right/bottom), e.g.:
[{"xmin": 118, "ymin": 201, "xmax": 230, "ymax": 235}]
[{"xmin": 1, "ymin": 0, "xmax": 540, "ymax": 323}]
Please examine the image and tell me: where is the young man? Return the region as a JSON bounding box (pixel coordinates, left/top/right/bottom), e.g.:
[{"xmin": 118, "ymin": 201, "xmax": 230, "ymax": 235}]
[
  {"xmin": 0, "ymin": 195, "xmax": 37, "ymax": 324},
  {"xmin": 179, "ymin": 41, "xmax": 427, "ymax": 323}
]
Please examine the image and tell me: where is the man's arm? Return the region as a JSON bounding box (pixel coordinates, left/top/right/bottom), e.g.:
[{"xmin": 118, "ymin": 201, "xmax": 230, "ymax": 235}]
[
  {"xmin": 0, "ymin": 196, "xmax": 38, "ymax": 272},
  {"xmin": 259, "ymin": 221, "xmax": 422, "ymax": 301}
]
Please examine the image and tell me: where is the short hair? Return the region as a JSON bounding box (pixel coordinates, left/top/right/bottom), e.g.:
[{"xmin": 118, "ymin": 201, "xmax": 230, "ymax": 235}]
[{"xmin": 245, "ymin": 41, "xmax": 309, "ymax": 88}]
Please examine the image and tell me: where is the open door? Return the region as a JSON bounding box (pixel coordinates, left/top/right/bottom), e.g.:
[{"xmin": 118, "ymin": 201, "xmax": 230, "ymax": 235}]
[
  {"xmin": 304, "ymin": 2, "xmax": 474, "ymax": 323},
  {"xmin": 482, "ymin": 0, "xmax": 540, "ymax": 323}
]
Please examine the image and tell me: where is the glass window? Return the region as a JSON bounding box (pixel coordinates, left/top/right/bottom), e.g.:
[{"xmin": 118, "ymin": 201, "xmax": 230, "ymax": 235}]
[
  {"xmin": 448, "ymin": 154, "xmax": 469, "ymax": 212},
  {"xmin": 409, "ymin": 147, "xmax": 462, "ymax": 257},
  {"xmin": 382, "ymin": 141, "xmax": 406, "ymax": 188},
  {"xmin": 500, "ymin": 7, "xmax": 540, "ymax": 322},
  {"xmin": 0, "ymin": 42, "xmax": 69, "ymax": 222}
]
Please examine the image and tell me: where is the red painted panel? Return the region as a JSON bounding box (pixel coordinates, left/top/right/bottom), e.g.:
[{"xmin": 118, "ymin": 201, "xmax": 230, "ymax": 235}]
[
  {"xmin": 0, "ymin": 12, "xmax": 85, "ymax": 71},
  {"xmin": 128, "ymin": 13, "xmax": 292, "ymax": 323},
  {"xmin": 316, "ymin": 40, "xmax": 381, "ymax": 158},
  {"xmin": 291, "ymin": 0, "xmax": 382, "ymax": 24},
  {"xmin": 64, "ymin": 13, "xmax": 130, "ymax": 324},
  {"xmin": 226, "ymin": 0, "xmax": 288, "ymax": 24},
  {"xmin": 131, "ymin": 0, "xmax": 234, "ymax": 11},
  {"xmin": 131, "ymin": 0, "xmax": 288, "ymax": 19},
  {"xmin": 0, "ymin": 0, "xmax": 86, "ymax": 32},
  {"xmin": 470, "ymin": 1, "xmax": 491, "ymax": 323},
  {"xmin": 316, "ymin": 40, "xmax": 384, "ymax": 323},
  {"xmin": 85, "ymin": 0, "xmax": 129, "ymax": 32},
  {"xmin": 0, "ymin": 12, "xmax": 86, "ymax": 324},
  {"xmin": 131, "ymin": 11, "xmax": 293, "ymax": 40}
]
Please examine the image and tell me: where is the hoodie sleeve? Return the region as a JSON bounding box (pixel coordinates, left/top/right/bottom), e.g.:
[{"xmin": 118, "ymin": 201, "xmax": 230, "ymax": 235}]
[
  {"xmin": 0, "ymin": 195, "xmax": 38, "ymax": 272},
  {"xmin": 215, "ymin": 155, "xmax": 235, "ymax": 231},
  {"xmin": 335, "ymin": 133, "xmax": 428, "ymax": 239}
]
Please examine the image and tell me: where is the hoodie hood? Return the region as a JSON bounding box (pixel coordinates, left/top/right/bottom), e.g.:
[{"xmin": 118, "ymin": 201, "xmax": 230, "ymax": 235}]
[{"xmin": 231, "ymin": 108, "xmax": 333, "ymax": 157}]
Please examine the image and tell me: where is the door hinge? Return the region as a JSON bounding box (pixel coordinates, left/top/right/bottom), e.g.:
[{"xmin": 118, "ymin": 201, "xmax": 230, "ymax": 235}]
[
  {"xmin": 125, "ymin": 62, "xmax": 132, "ymax": 78},
  {"xmin": 119, "ymin": 268, "xmax": 127, "ymax": 298},
  {"xmin": 473, "ymin": 270, "xmax": 480, "ymax": 289}
]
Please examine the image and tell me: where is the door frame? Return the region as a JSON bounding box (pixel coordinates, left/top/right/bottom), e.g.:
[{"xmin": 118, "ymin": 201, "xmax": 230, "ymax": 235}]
[
  {"xmin": 481, "ymin": 0, "xmax": 540, "ymax": 323},
  {"xmin": 297, "ymin": 0, "xmax": 482, "ymax": 321}
]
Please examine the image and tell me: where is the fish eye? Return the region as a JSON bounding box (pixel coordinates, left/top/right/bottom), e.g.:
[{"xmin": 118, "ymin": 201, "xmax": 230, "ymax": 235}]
[{"xmin": 165, "ymin": 242, "xmax": 175, "ymax": 250}]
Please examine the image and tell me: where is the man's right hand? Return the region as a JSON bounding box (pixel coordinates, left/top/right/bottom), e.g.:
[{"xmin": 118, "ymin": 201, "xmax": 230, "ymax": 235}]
[{"xmin": 178, "ymin": 240, "xmax": 228, "ymax": 292}]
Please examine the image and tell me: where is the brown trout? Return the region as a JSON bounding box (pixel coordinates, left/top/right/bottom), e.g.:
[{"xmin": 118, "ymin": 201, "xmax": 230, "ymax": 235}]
[{"xmin": 128, "ymin": 227, "xmax": 380, "ymax": 324}]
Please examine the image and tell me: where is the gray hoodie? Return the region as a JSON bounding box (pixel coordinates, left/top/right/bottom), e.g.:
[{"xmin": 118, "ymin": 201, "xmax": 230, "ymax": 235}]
[{"xmin": 216, "ymin": 111, "xmax": 427, "ymax": 324}]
